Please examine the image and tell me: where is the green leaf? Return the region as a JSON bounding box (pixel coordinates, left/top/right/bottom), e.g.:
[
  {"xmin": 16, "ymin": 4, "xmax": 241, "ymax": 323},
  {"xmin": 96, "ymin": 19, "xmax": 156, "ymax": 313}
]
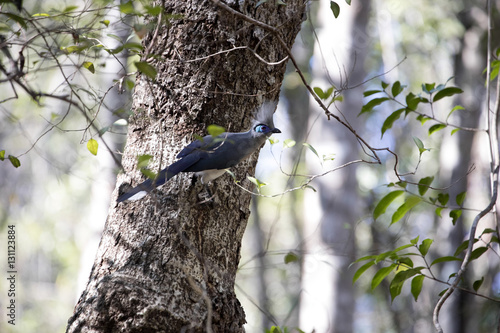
[
  {"xmin": 393, "ymin": 243, "xmax": 414, "ymax": 253},
  {"xmin": 87, "ymin": 138, "xmax": 98, "ymax": 156},
  {"xmin": 450, "ymin": 209, "xmax": 462, "ymax": 225},
  {"xmin": 284, "ymin": 252, "xmax": 299, "ymax": 264},
  {"xmin": 283, "ymin": 139, "xmax": 296, "ymax": 148},
  {"xmin": 470, "ymin": 247, "xmax": 488, "ymax": 260},
  {"xmin": 62, "ymin": 45, "xmax": 87, "ymax": 54},
  {"xmin": 447, "ymin": 105, "xmax": 464, "ymax": 120},
  {"xmin": 63, "ymin": 5, "xmax": 79, "ymax": 13},
  {"xmin": 416, "ymin": 114, "xmax": 432, "ymax": 125},
  {"xmin": 413, "ymin": 137, "xmax": 427, "ymax": 155},
  {"xmin": 381, "ymin": 81, "xmax": 389, "ymax": 89},
  {"xmin": 433, "ymin": 87, "xmax": 463, "ymax": 102},
  {"xmin": 389, "ymin": 275, "xmax": 405, "ymax": 302},
  {"xmin": 123, "ymin": 42, "xmax": 143, "ymax": 52},
  {"xmin": 429, "ymin": 124, "xmax": 446, "ymax": 135},
  {"xmin": 325, "ymin": 86, "xmax": 335, "ymax": 99},
  {"xmin": 473, "ymin": 277, "xmax": 484, "ymax": 292},
  {"xmin": 359, "ymin": 97, "xmax": 389, "ymax": 115},
  {"xmin": 454, "ymin": 239, "xmax": 479, "ymax": 256},
  {"xmin": 480, "ymin": 228, "xmax": 498, "ymax": 235},
  {"xmin": 125, "ymin": 79, "xmax": 135, "ymax": 90},
  {"xmin": 396, "ymin": 181, "xmax": 407, "ymax": 188},
  {"xmin": 489, "ymin": 60, "xmax": 500, "ymax": 81},
  {"xmin": 119, "ymin": 1, "xmax": 135, "ymax": 14},
  {"xmin": 438, "ymin": 288, "xmax": 449, "ymax": 297},
  {"xmin": 391, "ymin": 196, "xmax": 422, "ymax": 225},
  {"xmin": 224, "ymin": 169, "xmax": 236, "ymax": 181},
  {"xmin": 141, "ymin": 169, "xmax": 157, "ymax": 180},
  {"xmin": 314, "ymin": 86, "xmax": 335, "ymax": 100},
  {"xmin": 410, "ymin": 236, "xmax": 419, "ymax": 245},
  {"xmin": 422, "ymin": 83, "xmax": 436, "ymax": 94},
  {"xmin": 375, "ymin": 250, "xmax": 395, "ymax": 264},
  {"xmin": 303, "ymin": 185, "xmax": 317, "ymax": 192},
  {"xmin": 144, "ymin": 5, "xmax": 162, "ymax": 15},
  {"xmin": 345, "ymin": 0, "xmax": 351, "ymax": 5},
  {"xmin": 353, "ymin": 261, "xmax": 375, "ymax": 284},
  {"xmin": 322, "ymin": 154, "xmax": 335, "ymax": 162},
  {"xmin": 330, "ymin": 1, "xmax": 340, "ymax": 18},
  {"xmin": 8, "ymin": 155, "xmax": 20, "ymax": 168},
  {"xmin": 207, "ymin": 124, "xmax": 225, "ymax": 137},
  {"xmin": 0, "ymin": 150, "xmax": 5, "ymax": 161},
  {"xmin": 411, "ymin": 275, "xmax": 425, "ymax": 301},
  {"xmin": 100, "ymin": 19, "xmax": 110, "ymax": 27},
  {"xmin": 417, "ymin": 176, "xmax": 434, "ymax": 196},
  {"xmin": 397, "ymin": 257, "xmax": 414, "ymax": 268},
  {"xmin": 134, "ymin": 61, "xmax": 157, "ymax": 80},
  {"xmin": 363, "ymin": 90, "xmax": 381, "ymax": 97},
  {"xmin": 451, "ymin": 128, "xmax": 460, "ymax": 135},
  {"xmin": 418, "ymin": 239, "xmax": 433, "ymax": 256},
  {"xmin": 430, "ymin": 256, "xmax": 461, "ymax": 266},
  {"xmin": 3, "ymin": 13, "xmax": 27, "ymax": 29},
  {"xmin": 32, "ymin": 13, "xmax": 51, "ymax": 17},
  {"xmin": 313, "ymin": 87, "xmax": 325, "ymax": 99},
  {"xmin": 268, "ymin": 137, "xmax": 279, "ymax": 145},
  {"xmin": 418, "ymin": 238, "xmax": 433, "ymax": 256},
  {"xmin": 371, "ymin": 264, "xmax": 397, "ymax": 290},
  {"xmin": 390, "ymin": 269, "xmax": 419, "ymax": 302},
  {"xmin": 303, "ymin": 143, "xmax": 320, "ymax": 160},
  {"xmin": 435, "ymin": 207, "xmax": 443, "ymax": 218},
  {"xmin": 82, "ymin": 61, "xmax": 95, "ymax": 74},
  {"xmin": 437, "ymin": 193, "xmax": 449, "ymax": 206},
  {"xmin": 332, "ymin": 95, "xmax": 343, "ymax": 103},
  {"xmin": 381, "ymin": 109, "xmax": 404, "ymax": 138},
  {"xmin": 406, "ymin": 92, "xmax": 423, "ymax": 111},
  {"xmin": 137, "ymin": 154, "xmax": 152, "ymax": 169},
  {"xmin": 248, "ymin": 176, "xmax": 267, "ymax": 189},
  {"xmin": 456, "ymin": 191, "xmax": 466, "ymax": 206},
  {"xmin": 352, "ymin": 254, "xmax": 378, "ymax": 264},
  {"xmin": 373, "ymin": 190, "xmax": 404, "ymax": 220},
  {"xmin": 391, "ymin": 81, "xmax": 404, "ymax": 97}
]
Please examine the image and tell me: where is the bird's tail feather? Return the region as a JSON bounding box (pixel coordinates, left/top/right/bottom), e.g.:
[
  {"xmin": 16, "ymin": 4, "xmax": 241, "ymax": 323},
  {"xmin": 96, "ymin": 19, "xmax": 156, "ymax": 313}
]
[{"xmin": 117, "ymin": 154, "xmax": 200, "ymax": 202}]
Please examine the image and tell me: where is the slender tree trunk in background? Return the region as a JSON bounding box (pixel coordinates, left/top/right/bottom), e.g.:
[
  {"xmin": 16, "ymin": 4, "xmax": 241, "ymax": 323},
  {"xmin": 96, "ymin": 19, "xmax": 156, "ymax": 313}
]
[
  {"xmin": 326, "ymin": 2, "xmax": 371, "ymax": 332},
  {"xmin": 66, "ymin": 1, "xmax": 305, "ymax": 332},
  {"xmin": 438, "ymin": 4, "xmax": 487, "ymax": 332},
  {"xmin": 300, "ymin": 1, "xmax": 370, "ymax": 332}
]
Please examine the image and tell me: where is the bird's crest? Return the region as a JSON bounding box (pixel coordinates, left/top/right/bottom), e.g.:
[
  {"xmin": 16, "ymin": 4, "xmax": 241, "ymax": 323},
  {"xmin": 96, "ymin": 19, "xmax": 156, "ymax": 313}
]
[{"xmin": 252, "ymin": 100, "xmax": 278, "ymax": 129}]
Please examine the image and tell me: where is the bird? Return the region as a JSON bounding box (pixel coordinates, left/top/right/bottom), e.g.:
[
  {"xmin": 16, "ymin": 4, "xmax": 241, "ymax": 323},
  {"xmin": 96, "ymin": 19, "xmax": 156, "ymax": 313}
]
[{"xmin": 117, "ymin": 101, "xmax": 281, "ymax": 202}]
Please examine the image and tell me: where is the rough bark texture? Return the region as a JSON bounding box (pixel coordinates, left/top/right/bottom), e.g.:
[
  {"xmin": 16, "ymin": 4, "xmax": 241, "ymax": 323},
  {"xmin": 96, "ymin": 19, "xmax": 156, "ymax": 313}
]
[{"xmin": 67, "ymin": 1, "xmax": 305, "ymax": 332}]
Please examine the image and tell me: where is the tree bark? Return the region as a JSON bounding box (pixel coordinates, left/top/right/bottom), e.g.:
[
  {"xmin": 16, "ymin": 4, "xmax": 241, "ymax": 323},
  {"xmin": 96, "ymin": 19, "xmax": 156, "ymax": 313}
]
[{"xmin": 67, "ymin": 1, "xmax": 305, "ymax": 332}]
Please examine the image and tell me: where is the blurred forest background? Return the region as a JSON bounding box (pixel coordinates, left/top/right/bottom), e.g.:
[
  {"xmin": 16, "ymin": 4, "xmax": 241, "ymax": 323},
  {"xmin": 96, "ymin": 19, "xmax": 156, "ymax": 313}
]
[{"xmin": 0, "ymin": 0, "xmax": 499, "ymax": 332}]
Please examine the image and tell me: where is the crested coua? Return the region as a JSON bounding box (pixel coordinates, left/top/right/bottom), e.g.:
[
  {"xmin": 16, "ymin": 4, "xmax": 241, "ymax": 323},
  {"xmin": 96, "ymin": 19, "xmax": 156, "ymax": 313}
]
[{"xmin": 117, "ymin": 101, "xmax": 281, "ymax": 202}]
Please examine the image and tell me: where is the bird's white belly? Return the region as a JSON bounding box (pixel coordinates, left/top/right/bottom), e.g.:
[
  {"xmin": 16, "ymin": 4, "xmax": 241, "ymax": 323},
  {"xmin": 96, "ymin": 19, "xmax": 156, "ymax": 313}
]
[{"xmin": 196, "ymin": 169, "xmax": 227, "ymax": 183}]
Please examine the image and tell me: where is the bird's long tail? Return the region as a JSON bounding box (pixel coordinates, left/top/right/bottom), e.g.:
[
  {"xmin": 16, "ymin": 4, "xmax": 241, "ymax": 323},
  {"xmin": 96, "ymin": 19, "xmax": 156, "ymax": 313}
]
[{"xmin": 117, "ymin": 154, "xmax": 199, "ymax": 202}]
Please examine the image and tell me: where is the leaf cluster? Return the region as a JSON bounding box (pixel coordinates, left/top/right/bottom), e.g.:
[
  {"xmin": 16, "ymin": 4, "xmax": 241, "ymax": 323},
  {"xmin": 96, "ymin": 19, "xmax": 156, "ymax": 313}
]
[{"xmin": 360, "ymin": 80, "xmax": 464, "ymax": 138}]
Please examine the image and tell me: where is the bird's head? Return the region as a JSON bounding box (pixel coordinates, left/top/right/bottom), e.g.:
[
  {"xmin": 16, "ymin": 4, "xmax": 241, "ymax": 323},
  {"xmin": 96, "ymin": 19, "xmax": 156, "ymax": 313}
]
[
  {"xmin": 251, "ymin": 101, "xmax": 281, "ymax": 137},
  {"xmin": 253, "ymin": 123, "xmax": 281, "ymax": 135}
]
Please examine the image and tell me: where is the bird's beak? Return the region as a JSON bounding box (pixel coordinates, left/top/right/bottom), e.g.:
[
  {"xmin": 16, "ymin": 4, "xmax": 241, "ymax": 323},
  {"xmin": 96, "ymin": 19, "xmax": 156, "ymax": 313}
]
[{"xmin": 272, "ymin": 128, "xmax": 281, "ymax": 133}]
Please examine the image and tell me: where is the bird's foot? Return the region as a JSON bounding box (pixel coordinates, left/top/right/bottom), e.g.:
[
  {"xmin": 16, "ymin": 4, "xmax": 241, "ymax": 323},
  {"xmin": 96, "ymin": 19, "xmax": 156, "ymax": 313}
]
[{"xmin": 197, "ymin": 185, "xmax": 215, "ymax": 205}]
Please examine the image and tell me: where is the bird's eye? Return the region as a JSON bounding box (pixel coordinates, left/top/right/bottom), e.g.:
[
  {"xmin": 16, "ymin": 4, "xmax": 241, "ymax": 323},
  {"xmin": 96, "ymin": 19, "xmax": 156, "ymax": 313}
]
[{"xmin": 255, "ymin": 124, "xmax": 268, "ymax": 133}]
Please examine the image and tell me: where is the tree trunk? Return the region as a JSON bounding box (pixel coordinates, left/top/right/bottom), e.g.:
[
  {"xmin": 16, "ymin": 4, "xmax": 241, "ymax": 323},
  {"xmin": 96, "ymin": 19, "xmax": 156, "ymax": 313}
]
[
  {"xmin": 67, "ymin": 1, "xmax": 305, "ymax": 332},
  {"xmin": 299, "ymin": 1, "xmax": 370, "ymax": 332}
]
